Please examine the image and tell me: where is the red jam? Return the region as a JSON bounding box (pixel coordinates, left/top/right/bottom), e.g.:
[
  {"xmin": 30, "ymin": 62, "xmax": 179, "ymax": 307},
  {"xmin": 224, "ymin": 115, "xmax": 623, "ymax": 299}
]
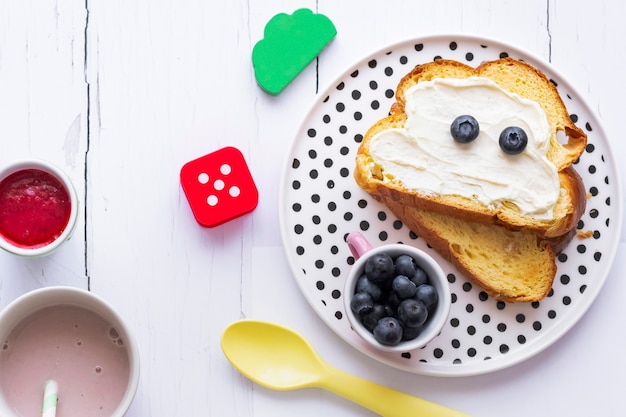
[{"xmin": 0, "ymin": 169, "xmax": 72, "ymax": 249}]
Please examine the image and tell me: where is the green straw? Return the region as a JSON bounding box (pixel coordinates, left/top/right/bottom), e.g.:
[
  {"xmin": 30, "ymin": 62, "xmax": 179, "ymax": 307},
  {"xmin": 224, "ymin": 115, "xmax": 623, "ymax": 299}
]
[{"xmin": 42, "ymin": 380, "xmax": 58, "ymax": 417}]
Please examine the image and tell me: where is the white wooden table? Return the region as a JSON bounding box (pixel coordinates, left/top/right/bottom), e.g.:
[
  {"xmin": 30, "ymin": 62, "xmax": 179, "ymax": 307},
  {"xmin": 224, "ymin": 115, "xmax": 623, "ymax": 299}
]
[{"xmin": 0, "ymin": 1, "xmax": 624, "ymax": 416}]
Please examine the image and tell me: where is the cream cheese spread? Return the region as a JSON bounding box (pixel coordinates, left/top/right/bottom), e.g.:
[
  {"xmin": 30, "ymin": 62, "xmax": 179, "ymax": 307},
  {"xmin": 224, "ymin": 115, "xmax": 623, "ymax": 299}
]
[{"xmin": 368, "ymin": 76, "xmax": 559, "ymax": 219}]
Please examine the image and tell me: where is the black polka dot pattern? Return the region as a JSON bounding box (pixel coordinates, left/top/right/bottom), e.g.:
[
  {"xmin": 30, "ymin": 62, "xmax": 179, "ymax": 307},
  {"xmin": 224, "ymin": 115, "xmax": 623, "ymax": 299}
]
[{"xmin": 279, "ymin": 36, "xmax": 621, "ymax": 376}]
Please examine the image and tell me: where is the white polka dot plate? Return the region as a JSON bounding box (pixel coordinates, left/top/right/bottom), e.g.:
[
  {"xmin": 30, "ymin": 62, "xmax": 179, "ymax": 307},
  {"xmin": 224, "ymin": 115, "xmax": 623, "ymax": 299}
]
[{"xmin": 278, "ymin": 34, "xmax": 622, "ymax": 376}]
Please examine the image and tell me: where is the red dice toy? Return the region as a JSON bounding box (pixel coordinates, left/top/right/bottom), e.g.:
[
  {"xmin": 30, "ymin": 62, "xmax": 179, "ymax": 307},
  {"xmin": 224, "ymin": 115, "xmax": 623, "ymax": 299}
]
[{"xmin": 180, "ymin": 147, "xmax": 258, "ymax": 228}]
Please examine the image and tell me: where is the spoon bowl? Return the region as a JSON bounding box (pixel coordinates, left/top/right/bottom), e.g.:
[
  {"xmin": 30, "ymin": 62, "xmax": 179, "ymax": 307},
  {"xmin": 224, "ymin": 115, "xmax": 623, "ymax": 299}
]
[
  {"xmin": 221, "ymin": 319, "xmax": 471, "ymax": 417},
  {"xmin": 221, "ymin": 318, "xmax": 324, "ymax": 390}
]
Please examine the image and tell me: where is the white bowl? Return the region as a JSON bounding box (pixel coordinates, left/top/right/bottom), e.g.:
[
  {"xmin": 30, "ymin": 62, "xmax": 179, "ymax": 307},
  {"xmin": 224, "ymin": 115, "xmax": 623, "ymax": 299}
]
[
  {"xmin": 344, "ymin": 232, "xmax": 451, "ymax": 353},
  {"xmin": 0, "ymin": 287, "xmax": 140, "ymax": 417},
  {"xmin": 0, "ymin": 159, "xmax": 78, "ymax": 257}
]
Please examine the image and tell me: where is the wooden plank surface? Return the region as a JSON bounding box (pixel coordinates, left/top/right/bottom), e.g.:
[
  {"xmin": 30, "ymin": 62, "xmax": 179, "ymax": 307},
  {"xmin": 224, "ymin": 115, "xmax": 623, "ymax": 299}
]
[{"xmin": 0, "ymin": 1, "xmax": 624, "ymax": 416}]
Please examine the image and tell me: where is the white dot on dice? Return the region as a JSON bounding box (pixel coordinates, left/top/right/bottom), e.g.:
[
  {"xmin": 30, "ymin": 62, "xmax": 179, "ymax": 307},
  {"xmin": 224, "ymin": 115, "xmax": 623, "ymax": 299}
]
[
  {"xmin": 229, "ymin": 186, "xmax": 240, "ymax": 197},
  {"xmin": 198, "ymin": 173, "xmax": 209, "ymax": 184},
  {"xmin": 207, "ymin": 195, "xmax": 218, "ymax": 206},
  {"xmin": 220, "ymin": 164, "xmax": 232, "ymax": 175}
]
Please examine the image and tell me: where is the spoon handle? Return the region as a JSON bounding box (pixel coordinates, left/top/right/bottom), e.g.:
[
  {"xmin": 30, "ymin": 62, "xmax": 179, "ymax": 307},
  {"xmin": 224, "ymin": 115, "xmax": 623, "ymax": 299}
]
[{"xmin": 321, "ymin": 367, "xmax": 471, "ymax": 417}]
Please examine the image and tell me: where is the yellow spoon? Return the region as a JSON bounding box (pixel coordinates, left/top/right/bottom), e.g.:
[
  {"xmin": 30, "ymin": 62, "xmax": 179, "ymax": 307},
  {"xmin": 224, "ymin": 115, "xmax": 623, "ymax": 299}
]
[{"xmin": 221, "ymin": 319, "xmax": 471, "ymax": 417}]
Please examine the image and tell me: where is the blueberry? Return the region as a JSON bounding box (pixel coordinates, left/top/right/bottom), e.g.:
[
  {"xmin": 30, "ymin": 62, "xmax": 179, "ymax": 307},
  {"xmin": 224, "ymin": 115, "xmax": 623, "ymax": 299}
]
[
  {"xmin": 385, "ymin": 290, "xmax": 402, "ymax": 311},
  {"xmin": 364, "ymin": 253, "xmax": 395, "ymax": 283},
  {"xmin": 392, "ymin": 275, "xmax": 417, "ymax": 299},
  {"xmin": 410, "ymin": 266, "xmax": 429, "ymax": 287},
  {"xmin": 395, "ymin": 254, "xmax": 417, "ymax": 277},
  {"xmin": 360, "ymin": 304, "xmax": 387, "ymax": 332},
  {"xmin": 499, "ymin": 126, "xmax": 528, "ymax": 155},
  {"xmin": 382, "ymin": 304, "xmax": 395, "ymax": 317},
  {"xmin": 415, "ymin": 284, "xmax": 439, "ymax": 310},
  {"xmin": 450, "ymin": 115, "xmax": 480, "ymax": 143},
  {"xmin": 401, "ymin": 323, "xmax": 424, "ymax": 341},
  {"xmin": 373, "ymin": 317, "xmax": 403, "ymax": 346},
  {"xmin": 350, "ymin": 292, "xmax": 374, "ymax": 315},
  {"xmin": 352, "ymin": 250, "xmax": 440, "ymax": 345},
  {"xmin": 356, "ymin": 274, "xmax": 382, "ymax": 301},
  {"xmin": 397, "ymin": 299, "xmax": 428, "ymax": 328}
]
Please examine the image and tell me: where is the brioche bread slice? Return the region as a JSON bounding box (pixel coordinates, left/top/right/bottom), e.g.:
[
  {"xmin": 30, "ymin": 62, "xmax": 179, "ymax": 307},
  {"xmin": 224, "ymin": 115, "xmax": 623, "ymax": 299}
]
[
  {"xmin": 354, "ymin": 58, "xmax": 587, "ymax": 238},
  {"xmin": 373, "ymin": 165, "xmax": 584, "ymax": 302},
  {"xmin": 387, "ymin": 201, "xmax": 558, "ymax": 302}
]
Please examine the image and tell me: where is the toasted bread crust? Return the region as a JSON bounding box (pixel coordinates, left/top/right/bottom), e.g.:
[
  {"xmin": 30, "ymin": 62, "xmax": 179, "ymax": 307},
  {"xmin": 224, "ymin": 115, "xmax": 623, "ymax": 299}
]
[{"xmin": 354, "ymin": 58, "xmax": 587, "ymax": 238}]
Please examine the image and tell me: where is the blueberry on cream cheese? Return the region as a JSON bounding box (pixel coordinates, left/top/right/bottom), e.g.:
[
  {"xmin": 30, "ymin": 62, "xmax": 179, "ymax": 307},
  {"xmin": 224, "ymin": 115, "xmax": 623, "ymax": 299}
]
[
  {"xmin": 499, "ymin": 126, "xmax": 528, "ymax": 155},
  {"xmin": 367, "ymin": 76, "xmax": 560, "ymax": 220},
  {"xmin": 450, "ymin": 115, "xmax": 480, "ymax": 143}
]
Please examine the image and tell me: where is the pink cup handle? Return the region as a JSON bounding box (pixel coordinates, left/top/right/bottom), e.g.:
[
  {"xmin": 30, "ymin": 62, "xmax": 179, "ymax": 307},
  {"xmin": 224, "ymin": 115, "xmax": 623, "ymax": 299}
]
[{"xmin": 347, "ymin": 232, "xmax": 373, "ymax": 260}]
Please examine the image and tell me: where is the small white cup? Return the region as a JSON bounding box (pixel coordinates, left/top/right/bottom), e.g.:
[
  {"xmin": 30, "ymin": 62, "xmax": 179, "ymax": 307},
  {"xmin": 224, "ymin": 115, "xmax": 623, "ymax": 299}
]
[
  {"xmin": 0, "ymin": 287, "xmax": 140, "ymax": 417},
  {"xmin": 0, "ymin": 159, "xmax": 78, "ymax": 257},
  {"xmin": 344, "ymin": 232, "xmax": 451, "ymax": 352}
]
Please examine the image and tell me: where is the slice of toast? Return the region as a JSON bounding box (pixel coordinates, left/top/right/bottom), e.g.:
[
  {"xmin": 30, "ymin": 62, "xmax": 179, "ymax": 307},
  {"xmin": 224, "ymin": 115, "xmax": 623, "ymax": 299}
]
[
  {"xmin": 383, "ymin": 189, "xmax": 579, "ymax": 302},
  {"xmin": 354, "ymin": 58, "xmax": 587, "ymax": 238}
]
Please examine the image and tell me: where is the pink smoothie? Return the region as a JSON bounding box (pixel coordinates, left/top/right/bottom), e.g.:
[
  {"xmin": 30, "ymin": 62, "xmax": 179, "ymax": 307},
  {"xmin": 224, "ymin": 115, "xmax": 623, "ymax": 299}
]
[{"xmin": 0, "ymin": 305, "xmax": 130, "ymax": 417}]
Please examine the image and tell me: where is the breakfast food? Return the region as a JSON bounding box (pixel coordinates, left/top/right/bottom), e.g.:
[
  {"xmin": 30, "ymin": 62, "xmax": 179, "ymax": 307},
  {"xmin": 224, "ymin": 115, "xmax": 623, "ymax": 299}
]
[
  {"xmin": 354, "ymin": 58, "xmax": 587, "ymax": 302},
  {"xmin": 349, "ymin": 252, "xmax": 440, "ymax": 345},
  {"xmin": 0, "ymin": 305, "xmax": 131, "ymax": 416},
  {"xmin": 354, "ymin": 58, "xmax": 587, "ymax": 239},
  {"xmin": 383, "ymin": 193, "xmax": 580, "ymax": 302},
  {"xmin": 0, "ymin": 168, "xmax": 72, "ymax": 248}
]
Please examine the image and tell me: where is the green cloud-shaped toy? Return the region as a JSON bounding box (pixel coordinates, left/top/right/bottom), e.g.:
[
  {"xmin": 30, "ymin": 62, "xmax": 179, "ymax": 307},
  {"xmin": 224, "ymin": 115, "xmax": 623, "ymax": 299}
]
[{"xmin": 252, "ymin": 9, "xmax": 337, "ymax": 95}]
